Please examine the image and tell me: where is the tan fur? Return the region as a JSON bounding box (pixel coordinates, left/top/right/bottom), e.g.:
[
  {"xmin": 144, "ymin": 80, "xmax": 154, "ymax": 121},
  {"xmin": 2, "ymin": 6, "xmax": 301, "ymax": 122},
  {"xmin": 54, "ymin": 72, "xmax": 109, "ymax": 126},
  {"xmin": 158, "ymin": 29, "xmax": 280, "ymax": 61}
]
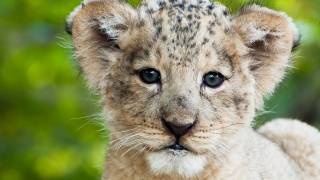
[{"xmin": 67, "ymin": 0, "xmax": 319, "ymax": 179}]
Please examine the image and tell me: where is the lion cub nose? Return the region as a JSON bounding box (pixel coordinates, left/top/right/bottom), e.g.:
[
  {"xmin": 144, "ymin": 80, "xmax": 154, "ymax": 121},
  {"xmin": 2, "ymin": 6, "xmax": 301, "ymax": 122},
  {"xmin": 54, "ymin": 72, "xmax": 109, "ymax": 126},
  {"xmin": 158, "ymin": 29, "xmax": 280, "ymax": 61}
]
[{"xmin": 162, "ymin": 120, "xmax": 195, "ymax": 138}]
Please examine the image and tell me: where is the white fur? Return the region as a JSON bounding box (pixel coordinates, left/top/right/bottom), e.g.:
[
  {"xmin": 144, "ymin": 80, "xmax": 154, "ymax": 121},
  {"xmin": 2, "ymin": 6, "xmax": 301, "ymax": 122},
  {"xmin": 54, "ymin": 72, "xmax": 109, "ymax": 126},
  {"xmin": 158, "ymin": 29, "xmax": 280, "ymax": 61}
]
[
  {"xmin": 189, "ymin": 0, "xmax": 199, "ymax": 6},
  {"xmin": 145, "ymin": 0, "xmax": 164, "ymax": 11},
  {"xmin": 246, "ymin": 22, "xmax": 270, "ymax": 44},
  {"xmin": 258, "ymin": 119, "xmax": 320, "ymax": 179},
  {"xmin": 146, "ymin": 150, "xmax": 207, "ymax": 177},
  {"xmin": 245, "ymin": 5, "xmax": 300, "ymax": 44},
  {"xmin": 66, "ymin": 5, "xmax": 82, "ymax": 28},
  {"xmin": 97, "ymin": 14, "xmax": 126, "ymax": 40}
]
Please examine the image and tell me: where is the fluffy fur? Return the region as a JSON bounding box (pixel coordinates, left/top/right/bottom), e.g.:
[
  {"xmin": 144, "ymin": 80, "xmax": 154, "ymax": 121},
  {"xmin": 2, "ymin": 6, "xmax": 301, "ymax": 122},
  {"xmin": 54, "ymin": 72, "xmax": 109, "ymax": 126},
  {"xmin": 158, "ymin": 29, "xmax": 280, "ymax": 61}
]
[
  {"xmin": 147, "ymin": 150, "xmax": 207, "ymax": 177},
  {"xmin": 66, "ymin": 0, "xmax": 320, "ymax": 179}
]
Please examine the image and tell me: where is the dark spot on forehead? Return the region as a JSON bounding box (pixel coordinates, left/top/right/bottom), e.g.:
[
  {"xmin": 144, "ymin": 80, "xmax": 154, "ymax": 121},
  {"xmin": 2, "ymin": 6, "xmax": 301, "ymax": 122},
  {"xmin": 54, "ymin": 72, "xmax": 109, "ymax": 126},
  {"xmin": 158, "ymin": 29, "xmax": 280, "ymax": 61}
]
[
  {"xmin": 177, "ymin": 15, "xmax": 182, "ymax": 23},
  {"xmin": 207, "ymin": 4, "xmax": 214, "ymax": 10},
  {"xmin": 208, "ymin": 29, "xmax": 215, "ymax": 35},
  {"xmin": 156, "ymin": 26, "xmax": 162, "ymax": 37},
  {"xmin": 178, "ymin": 4, "xmax": 184, "ymax": 9},
  {"xmin": 188, "ymin": 5, "xmax": 193, "ymax": 12},
  {"xmin": 202, "ymin": 38, "xmax": 209, "ymax": 45},
  {"xmin": 147, "ymin": 8, "xmax": 154, "ymax": 14},
  {"xmin": 159, "ymin": 0, "xmax": 166, "ymax": 7},
  {"xmin": 161, "ymin": 35, "xmax": 167, "ymax": 41}
]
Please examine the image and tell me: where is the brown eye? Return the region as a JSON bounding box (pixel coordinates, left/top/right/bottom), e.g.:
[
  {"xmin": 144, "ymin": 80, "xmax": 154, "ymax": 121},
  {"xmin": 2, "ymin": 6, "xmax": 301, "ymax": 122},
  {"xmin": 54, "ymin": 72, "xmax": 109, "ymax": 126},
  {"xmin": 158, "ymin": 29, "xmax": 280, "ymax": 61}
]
[
  {"xmin": 139, "ymin": 68, "xmax": 161, "ymax": 84},
  {"xmin": 203, "ymin": 71, "xmax": 225, "ymax": 88}
]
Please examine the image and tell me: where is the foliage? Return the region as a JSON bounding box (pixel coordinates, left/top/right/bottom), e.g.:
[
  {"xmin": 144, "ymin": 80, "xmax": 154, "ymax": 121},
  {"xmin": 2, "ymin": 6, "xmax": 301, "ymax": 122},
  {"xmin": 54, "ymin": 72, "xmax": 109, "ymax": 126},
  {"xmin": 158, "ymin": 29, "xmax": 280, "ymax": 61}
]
[{"xmin": 0, "ymin": 0, "xmax": 319, "ymax": 179}]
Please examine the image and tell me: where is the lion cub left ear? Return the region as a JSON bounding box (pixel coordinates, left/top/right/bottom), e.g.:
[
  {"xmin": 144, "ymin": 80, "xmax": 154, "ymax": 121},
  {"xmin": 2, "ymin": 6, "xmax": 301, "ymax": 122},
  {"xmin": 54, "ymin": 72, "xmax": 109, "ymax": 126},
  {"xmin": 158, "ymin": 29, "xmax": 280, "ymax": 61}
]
[{"xmin": 233, "ymin": 5, "xmax": 300, "ymax": 108}]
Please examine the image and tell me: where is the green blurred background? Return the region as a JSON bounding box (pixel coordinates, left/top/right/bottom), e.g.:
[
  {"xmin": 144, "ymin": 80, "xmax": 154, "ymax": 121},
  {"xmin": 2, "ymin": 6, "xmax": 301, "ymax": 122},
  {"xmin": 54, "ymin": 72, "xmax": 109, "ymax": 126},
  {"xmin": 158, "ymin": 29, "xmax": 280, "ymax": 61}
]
[{"xmin": 0, "ymin": 0, "xmax": 319, "ymax": 179}]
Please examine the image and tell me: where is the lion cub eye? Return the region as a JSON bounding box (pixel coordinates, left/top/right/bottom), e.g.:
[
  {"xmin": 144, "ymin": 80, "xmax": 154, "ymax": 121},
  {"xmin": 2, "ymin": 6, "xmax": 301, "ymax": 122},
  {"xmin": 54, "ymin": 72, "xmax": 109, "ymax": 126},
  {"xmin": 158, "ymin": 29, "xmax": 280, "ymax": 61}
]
[
  {"xmin": 203, "ymin": 71, "xmax": 225, "ymax": 88},
  {"xmin": 138, "ymin": 68, "xmax": 161, "ymax": 84}
]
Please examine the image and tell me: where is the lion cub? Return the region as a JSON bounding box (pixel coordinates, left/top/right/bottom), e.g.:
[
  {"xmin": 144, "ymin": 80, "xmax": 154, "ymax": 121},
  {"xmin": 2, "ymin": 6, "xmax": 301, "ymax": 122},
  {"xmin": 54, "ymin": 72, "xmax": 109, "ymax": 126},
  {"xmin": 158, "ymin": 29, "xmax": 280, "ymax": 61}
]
[{"xmin": 67, "ymin": 0, "xmax": 320, "ymax": 179}]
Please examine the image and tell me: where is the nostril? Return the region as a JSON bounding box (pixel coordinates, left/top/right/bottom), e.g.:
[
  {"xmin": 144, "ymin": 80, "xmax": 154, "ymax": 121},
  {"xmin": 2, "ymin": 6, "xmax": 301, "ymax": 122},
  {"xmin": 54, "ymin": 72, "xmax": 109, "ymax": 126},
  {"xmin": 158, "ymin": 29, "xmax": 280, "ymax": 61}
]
[{"xmin": 162, "ymin": 119, "xmax": 194, "ymax": 138}]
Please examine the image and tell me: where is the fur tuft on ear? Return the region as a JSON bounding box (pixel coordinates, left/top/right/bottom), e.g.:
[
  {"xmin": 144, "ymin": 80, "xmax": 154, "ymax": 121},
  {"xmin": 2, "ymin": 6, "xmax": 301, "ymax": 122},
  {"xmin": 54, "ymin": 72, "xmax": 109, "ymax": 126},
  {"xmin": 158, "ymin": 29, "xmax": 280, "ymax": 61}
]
[
  {"xmin": 66, "ymin": 0, "xmax": 152, "ymax": 92},
  {"xmin": 66, "ymin": 0, "xmax": 112, "ymax": 35},
  {"xmin": 233, "ymin": 5, "xmax": 300, "ymax": 109}
]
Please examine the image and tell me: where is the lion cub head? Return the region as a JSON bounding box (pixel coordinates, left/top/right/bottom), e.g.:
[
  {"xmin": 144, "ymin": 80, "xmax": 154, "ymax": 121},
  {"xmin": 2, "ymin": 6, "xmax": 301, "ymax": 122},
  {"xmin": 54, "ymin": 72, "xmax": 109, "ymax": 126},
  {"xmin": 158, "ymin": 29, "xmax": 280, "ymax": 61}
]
[{"xmin": 67, "ymin": 0, "xmax": 299, "ymax": 177}]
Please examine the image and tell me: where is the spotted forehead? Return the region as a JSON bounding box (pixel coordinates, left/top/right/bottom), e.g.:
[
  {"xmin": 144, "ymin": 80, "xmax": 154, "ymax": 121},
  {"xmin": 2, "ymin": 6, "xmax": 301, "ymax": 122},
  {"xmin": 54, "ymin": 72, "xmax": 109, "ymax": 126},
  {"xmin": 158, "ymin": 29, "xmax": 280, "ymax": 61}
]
[
  {"xmin": 140, "ymin": 0, "xmax": 231, "ymax": 34},
  {"xmin": 139, "ymin": 0, "xmax": 233, "ymax": 66}
]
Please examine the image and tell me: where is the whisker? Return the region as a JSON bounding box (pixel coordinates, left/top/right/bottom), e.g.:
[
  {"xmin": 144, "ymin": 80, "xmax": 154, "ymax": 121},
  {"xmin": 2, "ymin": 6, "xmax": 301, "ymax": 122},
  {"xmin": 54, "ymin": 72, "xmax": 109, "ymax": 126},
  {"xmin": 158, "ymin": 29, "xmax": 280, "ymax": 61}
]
[
  {"xmin": 131, "ymin": 145, "xmax": 147, "ymax": 159},
  {"xmin": 121, "ymin": 142, "xmax": 143, "ymax": 158}
]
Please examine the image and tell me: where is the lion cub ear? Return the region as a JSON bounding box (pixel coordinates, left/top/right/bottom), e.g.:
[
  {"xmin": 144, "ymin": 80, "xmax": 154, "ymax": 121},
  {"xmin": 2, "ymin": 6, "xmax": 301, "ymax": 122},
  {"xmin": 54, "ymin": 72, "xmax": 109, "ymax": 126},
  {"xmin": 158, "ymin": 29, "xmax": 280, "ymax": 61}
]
[
  {"xmin": 233, "ymin": 5, "xmax": 300, "ymax": 108},
  {"xmin": 66, "ymin": 0, "xmax": 151, "ymax": 91},
  {"xmin": 67, "ymin": 0, "xmax": 149, "ymax": 50}
]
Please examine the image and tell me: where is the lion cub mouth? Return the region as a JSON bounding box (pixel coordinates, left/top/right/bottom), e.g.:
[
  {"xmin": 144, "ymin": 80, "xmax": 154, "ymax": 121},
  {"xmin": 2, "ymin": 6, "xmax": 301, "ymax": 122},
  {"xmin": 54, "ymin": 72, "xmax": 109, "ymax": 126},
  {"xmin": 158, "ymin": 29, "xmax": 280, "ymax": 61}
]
[
  {"xmin": 162, "ymin": 143, "xmax": 192, "ymax": 156},
  {"xmin": 167, "ymin": 143, "xmax": 188, "ymax": 151}
]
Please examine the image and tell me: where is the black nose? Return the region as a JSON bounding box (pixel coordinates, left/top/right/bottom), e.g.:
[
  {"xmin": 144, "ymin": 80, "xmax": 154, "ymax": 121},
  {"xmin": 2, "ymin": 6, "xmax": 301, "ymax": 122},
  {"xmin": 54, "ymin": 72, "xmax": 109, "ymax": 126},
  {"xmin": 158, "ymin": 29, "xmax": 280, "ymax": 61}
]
[{"xmin": 162, "ymin": 120, "xmax": 194, "ymax": 138}]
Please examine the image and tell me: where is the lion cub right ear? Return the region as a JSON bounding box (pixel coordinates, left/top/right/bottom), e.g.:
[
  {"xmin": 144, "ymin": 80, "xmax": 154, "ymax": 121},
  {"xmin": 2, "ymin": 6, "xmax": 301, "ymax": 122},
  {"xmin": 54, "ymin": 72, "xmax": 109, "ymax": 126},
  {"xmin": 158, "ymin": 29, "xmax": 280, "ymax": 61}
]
[
  {"xmin": 67, "ymin": 0, "xmax": 150, "ymax": 50},
  {"xmin": 66, "ymin": 0, "xmax": 151, "ymax": 91}
]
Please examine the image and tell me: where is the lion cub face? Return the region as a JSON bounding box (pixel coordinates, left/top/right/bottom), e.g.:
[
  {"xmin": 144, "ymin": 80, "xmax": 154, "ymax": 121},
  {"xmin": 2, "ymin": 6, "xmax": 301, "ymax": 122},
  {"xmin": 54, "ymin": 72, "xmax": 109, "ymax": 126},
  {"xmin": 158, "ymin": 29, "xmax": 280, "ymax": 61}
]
[{"xmin": 68, "ymin": 0, "xmax": 299, "ymax": 177}]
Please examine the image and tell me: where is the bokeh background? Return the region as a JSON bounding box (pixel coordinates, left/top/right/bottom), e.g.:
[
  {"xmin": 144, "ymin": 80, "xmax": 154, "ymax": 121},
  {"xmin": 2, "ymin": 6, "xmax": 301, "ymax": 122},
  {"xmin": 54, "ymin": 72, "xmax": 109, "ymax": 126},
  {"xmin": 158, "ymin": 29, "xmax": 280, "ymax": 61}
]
[{"xmin": 0, "ymin": 0, "xmax": 319, "ymax": 179}]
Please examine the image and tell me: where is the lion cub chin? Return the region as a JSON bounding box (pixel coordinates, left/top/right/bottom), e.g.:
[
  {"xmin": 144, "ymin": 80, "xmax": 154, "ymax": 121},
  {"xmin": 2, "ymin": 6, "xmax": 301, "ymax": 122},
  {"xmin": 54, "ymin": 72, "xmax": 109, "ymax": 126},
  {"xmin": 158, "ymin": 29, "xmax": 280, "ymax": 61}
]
[{"xmin": 147, "ymin": 150, "xmax": 207, "ymax": 177}]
